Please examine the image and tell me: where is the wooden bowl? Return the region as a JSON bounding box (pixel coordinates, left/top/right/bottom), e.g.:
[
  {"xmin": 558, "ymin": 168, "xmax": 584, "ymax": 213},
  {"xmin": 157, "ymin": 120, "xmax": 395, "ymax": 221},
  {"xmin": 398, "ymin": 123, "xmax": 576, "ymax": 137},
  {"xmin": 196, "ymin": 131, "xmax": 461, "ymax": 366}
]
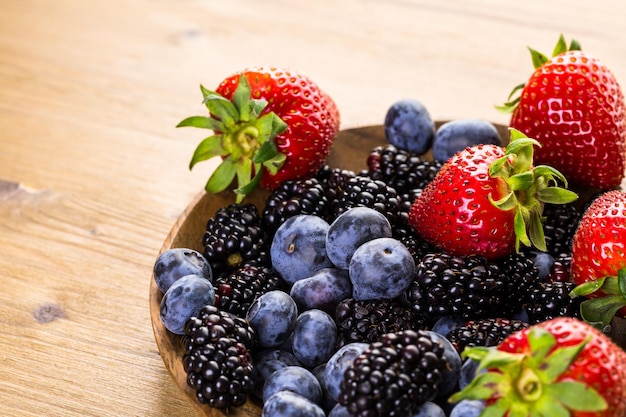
[{"xmin": 149, "ymin": 123, "xmax": 626, "ymax": 417}]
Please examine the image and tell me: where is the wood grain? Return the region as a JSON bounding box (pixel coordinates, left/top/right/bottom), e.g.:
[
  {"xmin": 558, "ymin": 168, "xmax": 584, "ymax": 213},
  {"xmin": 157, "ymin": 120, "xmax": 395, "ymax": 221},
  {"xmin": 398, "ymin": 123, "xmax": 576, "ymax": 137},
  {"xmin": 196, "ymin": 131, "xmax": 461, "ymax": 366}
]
[{"xmin": 2, "ymin": 0, "xmax": 626, "ymax": 416}]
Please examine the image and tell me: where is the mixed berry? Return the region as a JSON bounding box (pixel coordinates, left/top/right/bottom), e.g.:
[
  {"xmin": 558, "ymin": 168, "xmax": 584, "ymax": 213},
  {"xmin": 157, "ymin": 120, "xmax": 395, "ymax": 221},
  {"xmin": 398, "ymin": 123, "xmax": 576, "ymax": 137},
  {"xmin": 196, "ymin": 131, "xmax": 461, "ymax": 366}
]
[{"xmin": 158, "ymin": 35, "xmax": 626, "ymax": 417}]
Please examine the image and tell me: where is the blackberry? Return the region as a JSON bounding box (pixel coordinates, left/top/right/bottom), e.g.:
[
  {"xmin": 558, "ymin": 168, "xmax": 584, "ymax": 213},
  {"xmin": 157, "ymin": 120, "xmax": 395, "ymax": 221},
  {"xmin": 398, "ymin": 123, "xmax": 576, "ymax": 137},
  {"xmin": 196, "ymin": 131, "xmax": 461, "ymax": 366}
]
[
  {"xmin": 405, "ymin": 253, "xmax": 510, "ymax": 323},
  {"xmin": 182, "ymin": 305, "xmax": 257, "ymax": 409},
  {"xmin": 202, "ymin": 203, "xmax": 269, "ymax": 277},
  {"xmin": 540, "ymin": 202, "xmax": 582, "ymax": 257},
  {"xmin": 366, "ymin": 144, "xmax": 443, "ymax": 198},
  {"xmin": 329, "ymin": 174, "xmax": 402, "ymax": 226},
  {"xmin": 495, "ymin": 252, "xmax": 540, "ymax": 315},
  {"xmin": 338, "ymin": 330, "xmax": 447, "ymax": 417},
  {"xmin": 334, "ymin": 298, "xmax": 424, "ymax": 348},
  {"xmin": 446, "ymin": 318, "xmax": 529, "ymax": 355},
  {"xmin": 545, "ymin": 253, "xmax": 572, "ymax": 282},
  {"xmin": 262, "ymin": 177, "xmax": 329, "ymax": 236},
  {"xmin": 214, "ymin": 265, "xmax": 285, "ymax": 318},
  {"xmin": 526, "ymin": 280, "xmax": 582, "ymax": 324}
]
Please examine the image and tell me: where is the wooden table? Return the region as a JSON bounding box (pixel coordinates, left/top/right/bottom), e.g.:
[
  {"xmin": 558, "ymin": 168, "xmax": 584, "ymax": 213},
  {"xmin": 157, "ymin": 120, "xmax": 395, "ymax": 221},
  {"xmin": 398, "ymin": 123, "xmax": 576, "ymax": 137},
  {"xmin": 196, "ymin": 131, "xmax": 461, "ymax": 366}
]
[{"xmin": 1, "ymin": 1, "xmax": 625, "ymax": 415}]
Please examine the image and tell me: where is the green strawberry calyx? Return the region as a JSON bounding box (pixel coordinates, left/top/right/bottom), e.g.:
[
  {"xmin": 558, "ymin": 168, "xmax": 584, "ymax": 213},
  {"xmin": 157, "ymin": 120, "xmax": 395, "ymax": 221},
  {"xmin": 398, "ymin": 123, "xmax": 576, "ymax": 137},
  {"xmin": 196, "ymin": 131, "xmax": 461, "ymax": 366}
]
[
  {"xmin": 497, "ymin": 34, "xmax": 582, "ymax": 114},
  {"xmin": 177, "ymin": 75, "xmax": 288, "ymax": 203},
  {"xmin": 570, "ymin": 267, "xmax": 626, "ymax": 331},
  {"xmin": 449, "ymin": 327, "xmax": 608, "ymax": 416},
  {"xmin": 488, "ymin": 128, "xmax": 578, "ymax": 252}
]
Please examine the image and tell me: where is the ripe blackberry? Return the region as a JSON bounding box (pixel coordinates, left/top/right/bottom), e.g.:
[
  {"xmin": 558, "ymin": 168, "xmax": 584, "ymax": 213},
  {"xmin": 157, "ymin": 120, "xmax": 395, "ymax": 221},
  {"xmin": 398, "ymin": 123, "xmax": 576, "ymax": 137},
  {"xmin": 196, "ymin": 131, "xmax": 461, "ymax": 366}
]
[
  {"xmin": 545, "ymin": 253, "xmax": 571, "ymax": 282},
  {"xmin": 526, "ymin": 280, "xmax": 582, "ymax": 324},
  {"xmin": 338, "ymin": 330, "xmax": 447, "ymax": 417},
  {"xmin": 214, "ymin": 265, "xmax": 286, "ymax": 318},
  {"xmin": 394, "ymin": 227, "xmax": 437, "ymax": 265},
  {"xmin": 262, "ymin": 177, "xmax": 329, "ymax": 236},
  {"xmin": 366, "ymin": 144, "xmax": 443, "ymax": 198},
  {"xmin": 541, "ymin": 202, "xmax": 582, "ymax": 256},
  {"xmin": 334, "ymin": 298, "xmax": 424, "ymax": 348},
  {"xmin": 203, "ymin": 203, "xmax": 269, "ymax": 277},
  {"xmin": 495, "ymin": 252, "xmax": 540, "ymax": 315},
  {"xmin": 329, "ymin": 174, "xmax": 402, "ymax": 225},
  {"xmin": 446, "ymin": 318, "xmax": 529, "ymax": 355},
  {"xmin": 405, "ymin": 253, "xmax": 509, "ymax": 323},
  {"xmin": 182, "ymin": 305, "xmax": 257, "ymax": 409}
]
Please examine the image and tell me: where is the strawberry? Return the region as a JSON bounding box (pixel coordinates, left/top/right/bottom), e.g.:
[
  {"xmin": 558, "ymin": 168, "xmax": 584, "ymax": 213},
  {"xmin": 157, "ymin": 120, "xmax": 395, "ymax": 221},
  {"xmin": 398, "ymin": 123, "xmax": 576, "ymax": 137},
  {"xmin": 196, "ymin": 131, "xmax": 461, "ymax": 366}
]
[
  {"xmin": 450, "ymin": 317, "xmax": 626, "ymax": 417},
  {"xmin": 570, "ymin": 190, "xmax": 626, "ymax": 327},
  {"xmin": 499, "ymin": 35, "xmax": 626, "ymax": 190},
  {"xmin": 408, "ymin": 128, "xmax": 577, "ymax": 259},
  {"xmin": 177, "ymin": 67, "xmax": 340, "ymax": 202}
]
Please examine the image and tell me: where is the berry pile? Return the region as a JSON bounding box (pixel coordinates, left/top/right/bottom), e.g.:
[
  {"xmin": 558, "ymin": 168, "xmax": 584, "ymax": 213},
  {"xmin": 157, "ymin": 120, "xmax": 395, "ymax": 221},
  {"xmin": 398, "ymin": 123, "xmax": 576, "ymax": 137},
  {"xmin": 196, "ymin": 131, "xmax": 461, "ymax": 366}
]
[{"xmin": 157, "ymin": 35, "xmax": 626, "ymax": 417}]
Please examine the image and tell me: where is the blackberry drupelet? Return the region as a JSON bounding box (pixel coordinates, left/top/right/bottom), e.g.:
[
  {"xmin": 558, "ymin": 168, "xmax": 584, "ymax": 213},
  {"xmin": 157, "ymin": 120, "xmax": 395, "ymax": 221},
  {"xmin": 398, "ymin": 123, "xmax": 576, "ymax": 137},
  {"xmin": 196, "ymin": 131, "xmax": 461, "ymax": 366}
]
[
  {"xmin": 546, "ymin": 253, "xmax": 572, "ymax": 282},
  {"xmin": 540, "ymin": 202, "xmax": 582, "ymax": 257},
  {"xmin": 405, "ymin": 253, "xmax": 509, "ymax": 323},
  {"xmin": 262, "ymin": 177, "xmax": 330, "ymax": 236},
  {"xmin": 338, "ymin": 330, "xmax": 447, "ymax": 417},
  {"xmin": 334, "ymin": 297, "xmax": 424, "ymax": 348},
  {"xmin": 495, "ymin": 252, "xmax": 540, "ymax": 316},
  {"xmin": 183, "ymin": 305, "xmax": 257, "ymax": 409},
  {"xmin": 203, "ymin": 203, "xmax": 270, "ymax": 278},
  {"xmin": 214, "ymin": 265, "xmax": 286, "ymax": 318},
  {"xmin": 366, "ymin": 144, "xmax": 443, "ymax": 199},
  {"xmin": 329, "ymin": 174, "xmax": 402, "ymax": 226},
  {"xmin": 446, "ymin": 318, "xmax": 529, "ymax": 355},
  {"xmin": 526, "ymin": 280, "xmax": 583, "ymax": 324}
]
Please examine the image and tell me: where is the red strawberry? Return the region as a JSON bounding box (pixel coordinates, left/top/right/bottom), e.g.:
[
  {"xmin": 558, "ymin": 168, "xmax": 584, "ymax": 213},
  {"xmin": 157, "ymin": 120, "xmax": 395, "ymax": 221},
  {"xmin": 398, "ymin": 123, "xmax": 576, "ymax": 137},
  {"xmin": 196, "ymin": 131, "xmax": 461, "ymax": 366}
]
[
  {"xmin": 450, "ymin": 317, "xmax": 626, "ymax": 417},
  {"xmin": 570, "ymin": 190, "xmax": 626, "ymax": 326},
  {"xmin": 408, "ymin": 128, "xmax": 577, "ymax": 259},
  {"xmin": 178, "ymin": 67, "xmax": 340, "ymax": 202},
  {"xmin": 500, "ymin": 35, "xmax": 626, "ymax": 190}
]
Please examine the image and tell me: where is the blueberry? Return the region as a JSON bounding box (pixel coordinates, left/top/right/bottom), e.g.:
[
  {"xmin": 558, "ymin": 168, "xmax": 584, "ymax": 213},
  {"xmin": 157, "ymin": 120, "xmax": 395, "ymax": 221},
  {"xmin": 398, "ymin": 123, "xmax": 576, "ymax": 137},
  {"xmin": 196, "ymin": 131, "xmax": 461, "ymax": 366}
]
[
  {"xmin": 324, "ymin": 342, "xmax": 369, "ymax": 402},
  {"xmin": 251, "ymin": 348, "xmax": 302, "ymax": 399},
  {"xmin": 449, "ymin": 399, "xmax": 485, "ymax": 417},
  {"xmin": 527, "ymin": 250, "xmax": 555, "ymax": 280},
  {"xmin": 410, "ymin": 401, "xmax": 447, "ymax": 417},
  {"xmin": 312, "ymin": 363, "xmax": 337, "ymax": 413},
  {"xmin": 425, "ymin": 330, "xmax": 462, "ymax": 398},
  {"xmin": 432, "ymin": 119, "xmax": 502, "ymax": 162},
  {"xmin": 349, "ymin": 237, "xmax": 416, "ymax": 300},
  {"xmin": 271, "ymin": 215, "xmax": 333, "ymax": 286},
  {"xmin": 247, "ymin": 290, "xmax": 298, "ymax": 348},
  {"xmin": 262, "ymin": 365, "xmax": 323, "ymax": 404},
  {"xmin": 262, "ymin": 391, "xmax": 326, "ymax": 417},
  {"xmin": 431, "ymin": 315, "xmax": 464, "ymax": 338},
  {"xmin": 459, "ymin": 357, "xmax": 486, "ymax": 390},
  {"xmin": 326, "ymin": 207, "xmax": 392, "ymax": 270},
  {"xmin": 153, "ymin": 248, "xmax": 212, "ymax": 293},
  {"xmin": 289, "ymin": 268, "xmax": 352, "ymax": 314},
  {"xmin": 292, "ymin": 309, "xmax": 338, "ymax": 368},
  {"xmin": 159, "ymin": 274, "xmax": 214, "ymax": 335},
  {"xmin": 384, "ymin": 99, "xmax": 435, "ymax": 154},
  {"xmin": 328, "ymin": 404, "xmax": 353, "ymax": 417}
]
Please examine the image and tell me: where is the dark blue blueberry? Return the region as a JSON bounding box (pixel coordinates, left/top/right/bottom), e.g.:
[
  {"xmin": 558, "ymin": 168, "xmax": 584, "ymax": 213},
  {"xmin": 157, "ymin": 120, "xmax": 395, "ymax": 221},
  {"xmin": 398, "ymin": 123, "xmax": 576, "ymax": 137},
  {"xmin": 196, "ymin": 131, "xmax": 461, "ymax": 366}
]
[
  {"xmin": 527, "ymin": 250, "xmax": 555, "ymax": 280},
  {"xmin": 425, "ymin": 330, "xmax": 462, "ymax": 398},
  {"xmin": 153, "ymin": 248, "xmax": 212, "ymax": 293},
  {"xmin": 449, "ymin": 399, "xmax": 485, "ymax": 417},
  {"xmin": 384, "ymin": 99, "xmax": 435, "ymax": 154},
  {"xmin": 289, "ymin": 268, "xmax": 352, "ymax": 315},
  {"xmin": 324, "ymin": 342, "xmax": 369, "ymax": 402},
  {"xmin": 459, "ymin": 357, "xmax": 486, "ymax": 390},
  {"xmin": 251, "ymin": 348, "xmax": 302, "ymax": 399},
  {"xmin": 246, "ymin": 290, "xmax": 298, "ymax": 348},
  {"xmin": 262, "ymin": 391, "xmax": 325, "ymax": 417},
  {"xmin": 431, "ymin": 315, "xmax": 464, "ymax": 338},
  {"xmin": 432, "ymin": 119, "xmax": 502, "ymax": 162},
  {"xmin": 270, "ymin": 215, "xmax": 333, "ymax": 286},
  {"xmin": 262, "ymin": 365, "xmax": 323, "ymax": 404},
  {"xmin": 326, "ymin": 207, "xmax": 392, "ymax": 270},
  {"xmin": 410, "ymin": 401, "xmax": 447, "ymax": 417},
  {"xmin": 328, "ymin": 404, "xmax": 353, "ymax": 417},
  {"xmin": 312, "ymin": 363, "xmax": 337, "ymax": 413},
  {"xmin": 292, "ymin": 309, "xmax": 338, "ymax": 368},
  {"xmin": 159, "ymin": 274, "xmax": 214, "ymax": 335},
  {"xmin": 349, "ymin": 237, "xmax": 415, "ymax": 300}
]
